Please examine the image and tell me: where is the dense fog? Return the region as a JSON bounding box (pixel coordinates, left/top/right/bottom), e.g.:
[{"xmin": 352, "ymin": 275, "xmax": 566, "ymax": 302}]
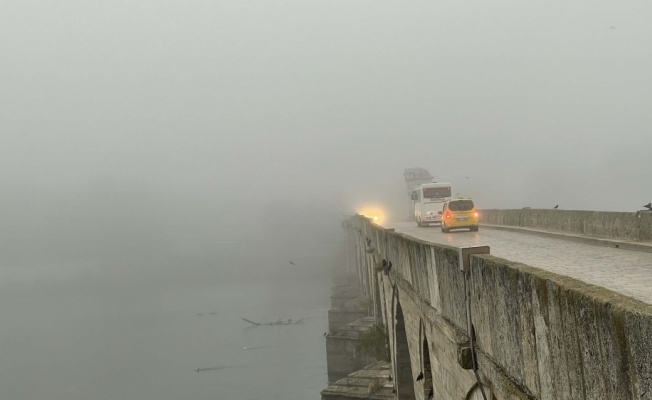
[
  {"xmin": 1, "ymin": 1, "xmax": 651, "ymax": 398},
  {"xmin": 4, "ymin": 2, "xmax": 652, "ymax": 256}
]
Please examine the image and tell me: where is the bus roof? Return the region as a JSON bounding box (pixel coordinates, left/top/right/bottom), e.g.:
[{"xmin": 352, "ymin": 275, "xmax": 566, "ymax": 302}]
[
  {"xmin": 403, "ymin": 168, "xmax": 433, "ymax": 180},
  {"xmin": 417, "ymin": 182, "xmax": 451, "ymax": 189}
]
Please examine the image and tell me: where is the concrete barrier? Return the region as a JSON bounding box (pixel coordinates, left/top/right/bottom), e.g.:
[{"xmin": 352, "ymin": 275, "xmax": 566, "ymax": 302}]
[
  {"xmin": 347, "ymin": 215, "xmax": 652, "ymax": 399},
  {"xmin": 481, "ymin": 209, "xmax": 652, "ymax": 242}
]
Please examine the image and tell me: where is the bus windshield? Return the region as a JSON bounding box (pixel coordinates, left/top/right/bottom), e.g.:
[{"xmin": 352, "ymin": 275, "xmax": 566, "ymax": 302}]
[{"xmin": 423, "ymin": 187, "xmax": 451, "ymax": 198}]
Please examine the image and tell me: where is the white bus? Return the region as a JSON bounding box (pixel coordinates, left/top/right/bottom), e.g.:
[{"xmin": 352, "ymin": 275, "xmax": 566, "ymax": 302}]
[{"xmin": 411, "ymin": 182, "xmax": 453, "ymax": 227}]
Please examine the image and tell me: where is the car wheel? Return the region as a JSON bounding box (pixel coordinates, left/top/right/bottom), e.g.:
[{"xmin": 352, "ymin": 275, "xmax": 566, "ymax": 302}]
[{"xmin": 471, "ymin": 226, "xmax": 478, "ymax": 232}]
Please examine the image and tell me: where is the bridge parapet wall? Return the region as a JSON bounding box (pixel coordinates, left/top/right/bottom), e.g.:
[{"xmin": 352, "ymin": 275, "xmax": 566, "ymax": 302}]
[
  {"xmin": 481, "ymin": 209, "xmax": 652, "ymax": 242},
  {"xmin": 348, "ymin": 215, "xmax": 652, "ymax": 399}
]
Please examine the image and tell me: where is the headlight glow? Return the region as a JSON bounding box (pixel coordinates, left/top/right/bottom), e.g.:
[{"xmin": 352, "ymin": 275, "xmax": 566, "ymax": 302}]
[{"xmin": 357, "ymin": 205, "xmax": 387, "ymax": 225}]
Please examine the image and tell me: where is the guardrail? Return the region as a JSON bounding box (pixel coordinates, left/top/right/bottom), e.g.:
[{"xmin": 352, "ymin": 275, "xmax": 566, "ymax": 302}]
[{"xmin": 480, "ymin": 209, "xmax": 652, "ymax": 242}]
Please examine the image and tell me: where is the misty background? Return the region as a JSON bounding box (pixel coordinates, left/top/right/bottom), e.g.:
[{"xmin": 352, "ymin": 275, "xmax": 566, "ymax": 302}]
[
  {"xmin": 3, "ymin": 2, "xmax": 652, "ymax": 250},
  {"xmin": 0, "ymin": 2, "xmax": 651, "ymax": 398}
]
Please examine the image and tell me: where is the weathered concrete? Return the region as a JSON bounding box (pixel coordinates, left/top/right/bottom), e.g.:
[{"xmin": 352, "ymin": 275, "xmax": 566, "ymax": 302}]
[
  {"xmin": 321, "ymin": 361, "xmax": 394, "ymax": 400},
  {"xmin": 386, "ymin": 221, "xmax": 652, "ymax": 305},
  {"xmin": 326, "ymin": 317, "xmax": 380, "ymax": 383},
  {"xmin": 325, "ymin": 250, "xmax": 380, "ymax": 383},
  {"xmin": 329, "ymin": 282, "xmax": 368, "ymax": 333},
  {"xmin": 329, "ymin": 308, "xmax": 369, "ymax": 334},
  {"xmin": 482, "ymin": 223, "xmax": 652, "ymax": 254},
  {"xmin": 342, "ymin": 215, "xmax": 652, "ymax": 400},
  {"xmin": 481, "ymin": 209, "xmax": 652, "ymax": 242}
]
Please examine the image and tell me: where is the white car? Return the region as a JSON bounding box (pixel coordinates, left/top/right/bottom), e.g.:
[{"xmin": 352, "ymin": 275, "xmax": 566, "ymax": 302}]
[{"xmin": 417, "ymin": 210, "xmax": 442, "ymax": 227}]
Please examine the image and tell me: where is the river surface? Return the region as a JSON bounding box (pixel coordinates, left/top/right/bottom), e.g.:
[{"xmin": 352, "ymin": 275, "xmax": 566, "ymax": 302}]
[{"xmin": 0, "ymin": 247, "xmax": 334, "ymax": 399}]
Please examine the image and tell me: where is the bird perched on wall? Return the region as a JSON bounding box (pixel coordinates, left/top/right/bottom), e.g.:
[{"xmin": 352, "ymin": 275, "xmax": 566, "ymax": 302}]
[
  {"xmin": 553, "ymin": 205, "xmax": 559, "ymax": 209},
  {"xmin": 416, "ymin": 371, "xmax": 424, "ymax": 381},
  {"xmin": 427, "ymin": 386, "xmax": 434, "ymax": 399},
  {"xmin": 644, "ymin": 203, "xmax": 652, "ymax": 211}
]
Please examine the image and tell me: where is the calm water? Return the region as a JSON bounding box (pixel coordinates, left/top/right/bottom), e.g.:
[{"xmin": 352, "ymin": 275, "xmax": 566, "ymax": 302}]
[{"xmin": 0, "ymin": 248, "xmax": 334, "ymax": 399}]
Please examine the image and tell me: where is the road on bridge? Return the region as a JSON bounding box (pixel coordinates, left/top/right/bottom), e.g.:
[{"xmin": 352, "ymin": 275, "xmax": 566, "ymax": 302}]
[{"xmin": 384, "ymin": 222, "xmax": 652, "ymax": 305}]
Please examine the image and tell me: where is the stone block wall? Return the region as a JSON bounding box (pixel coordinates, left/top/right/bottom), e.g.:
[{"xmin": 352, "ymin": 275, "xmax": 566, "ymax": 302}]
[
  {"xmin": 480, "ymin": 209, "xmax": 652, "ymax": 242},
  {"xmin": 348, "ymin": 215, "xmax": 652, "ymax": 399}
]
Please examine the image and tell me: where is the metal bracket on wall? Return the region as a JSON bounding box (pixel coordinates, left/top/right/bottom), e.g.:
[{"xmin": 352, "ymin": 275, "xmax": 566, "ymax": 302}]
[
  {"xmin": 459, "ymin": 245, "xmax": 491, "ymax": 400},
  {"xmin": 457, "ymin": 342, "xmax": 474, "ymax": 370}
]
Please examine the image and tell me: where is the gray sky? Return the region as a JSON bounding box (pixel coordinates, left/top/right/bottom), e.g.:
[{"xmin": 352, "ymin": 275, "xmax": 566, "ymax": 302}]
[
  {"xmin": 3, "ymin": 4, "xmax": 652, "ymax": 398},
  {"xmin": 2, "ymin": 0, "xmax": 652, "ymax": 224}
]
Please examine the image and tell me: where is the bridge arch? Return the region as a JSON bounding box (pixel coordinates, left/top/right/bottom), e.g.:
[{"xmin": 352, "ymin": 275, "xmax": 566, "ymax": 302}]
[
  {"xmin": 419, "ymin": 320, "xmax": 433, "ymax": 399},
  {"xmin": 394, "ymin": 296, "xmax": 416, "ymax": 399}
]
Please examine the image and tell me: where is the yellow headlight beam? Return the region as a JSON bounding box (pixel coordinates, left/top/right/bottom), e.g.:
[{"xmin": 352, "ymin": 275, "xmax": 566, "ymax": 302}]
[{"xmin": 358, "ymin": 205, "xmax": 386, "ymax": 225}]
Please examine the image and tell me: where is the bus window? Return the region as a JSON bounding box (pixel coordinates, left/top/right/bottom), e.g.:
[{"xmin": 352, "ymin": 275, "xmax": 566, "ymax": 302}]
[{"xmin": 423, "ymin": 187, "xmax": 451, "ymax": 198}]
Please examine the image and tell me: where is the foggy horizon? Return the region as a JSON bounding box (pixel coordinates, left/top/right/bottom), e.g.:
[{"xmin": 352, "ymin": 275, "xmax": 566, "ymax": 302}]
[
  {"xmin": 3, "ymin": 1, "xmax": 652, "ymax": 224},
  {"xmin": 2, "ymin": 1, "xmax": 652, "ymax": 399}
]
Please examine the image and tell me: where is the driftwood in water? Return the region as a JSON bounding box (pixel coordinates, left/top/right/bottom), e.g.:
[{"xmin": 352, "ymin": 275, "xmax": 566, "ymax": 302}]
[
  {"xmin": 195, "ymin": 366, "xmax": 244, "ymax": 373},
  {"xmin": 195, "ymin": 366, "xmax": 223, "ymax": 372},
  {"xmin": 242, "ymin": 317, "xmax": 304, "ymax": 326}
]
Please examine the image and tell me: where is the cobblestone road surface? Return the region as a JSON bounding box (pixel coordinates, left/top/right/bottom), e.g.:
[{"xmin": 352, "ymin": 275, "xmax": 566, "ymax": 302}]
[{"xmin": 386, "ymin": 222, "xmax": 652, "ymax": 305}]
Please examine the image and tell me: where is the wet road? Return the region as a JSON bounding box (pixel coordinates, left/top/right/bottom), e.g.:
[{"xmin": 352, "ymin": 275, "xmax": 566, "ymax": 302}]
[{"xmin": 384, "ymin": 222, "xmax": 652, "ymax": 305}]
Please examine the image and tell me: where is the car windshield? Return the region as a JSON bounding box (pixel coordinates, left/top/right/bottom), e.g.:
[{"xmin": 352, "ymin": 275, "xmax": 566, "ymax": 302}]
[
  {"xmin": 448, "ymin": 200, "xmax": 474, "ymax": 211},
  {"xmin": 423, "ymin": 187, "xmax": 451, "ymax": 198}
]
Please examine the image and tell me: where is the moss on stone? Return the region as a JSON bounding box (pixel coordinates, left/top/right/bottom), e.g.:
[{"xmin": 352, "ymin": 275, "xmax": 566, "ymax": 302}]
[{"xmin": 357, "ymin": 324, "xmax": 390, "ymax": 361}]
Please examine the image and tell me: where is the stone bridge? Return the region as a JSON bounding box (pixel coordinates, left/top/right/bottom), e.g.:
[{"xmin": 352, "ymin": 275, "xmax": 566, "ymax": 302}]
[{"xmin": 322, "ymin": 211, "xmax": 652, "ymax": 400}]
